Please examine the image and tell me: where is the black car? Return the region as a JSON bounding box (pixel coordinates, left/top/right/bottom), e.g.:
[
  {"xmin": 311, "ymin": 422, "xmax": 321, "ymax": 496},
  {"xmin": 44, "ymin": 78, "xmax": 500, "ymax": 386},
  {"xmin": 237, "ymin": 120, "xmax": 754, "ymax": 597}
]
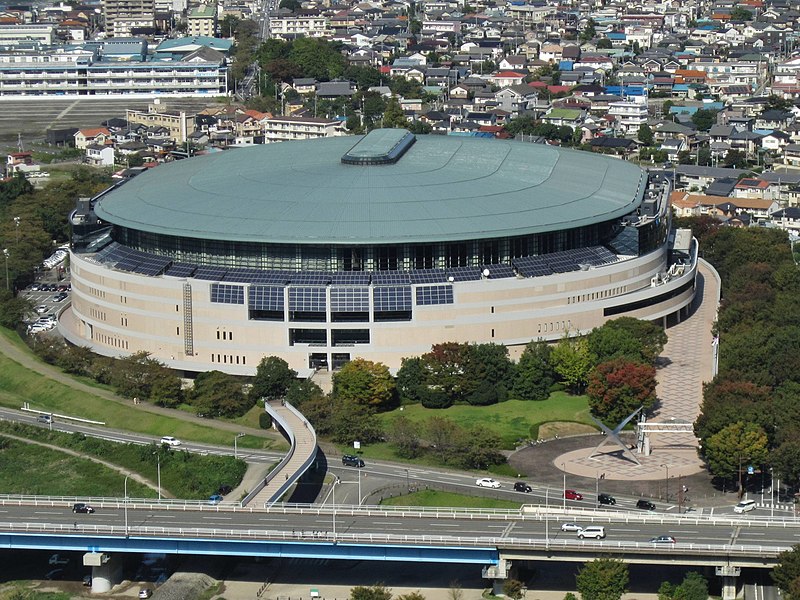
[
  {"xmin": 73, "ymin": 503, "xmax": 95, "ymax": 514},
  {"xmin": 513, "ymin": 481, "xmax": 532, "ymax": 493},
  {"xmin": 217, "ymin": 484, "xmax": 233, "ymax": 496},
  {"xmin": 636, "ymin": 499, "xmax": 656, "ymax": 511},
  {"xmin": 598, "ymin": 493, "xmax": 616, "ymax": 505},
  {"xmin": 342, "ymin": 454, "xmax": 365, "ymax": 467}
]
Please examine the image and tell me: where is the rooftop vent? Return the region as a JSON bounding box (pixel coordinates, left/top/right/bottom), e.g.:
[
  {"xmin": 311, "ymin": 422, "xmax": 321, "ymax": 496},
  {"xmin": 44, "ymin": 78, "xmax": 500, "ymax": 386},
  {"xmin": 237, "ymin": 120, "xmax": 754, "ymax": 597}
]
[{"xmin": 341, "ymin": 128, "xmax": 416, "ymax": 166}]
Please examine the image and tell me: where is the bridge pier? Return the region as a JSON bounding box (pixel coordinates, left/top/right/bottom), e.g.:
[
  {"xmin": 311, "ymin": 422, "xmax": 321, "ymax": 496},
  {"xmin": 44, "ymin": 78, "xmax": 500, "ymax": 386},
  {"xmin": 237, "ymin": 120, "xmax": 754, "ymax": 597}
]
[
  {"xmin": 482, "ymin": 559, "xmax": 512, "ymax": 596},
  {"xmin": 83, "ymin": 552, "xmax": 122, "ymax": 593},
  {"xmin": 716, "ymin": 565, "xmax": 741, "ymax": 600}
]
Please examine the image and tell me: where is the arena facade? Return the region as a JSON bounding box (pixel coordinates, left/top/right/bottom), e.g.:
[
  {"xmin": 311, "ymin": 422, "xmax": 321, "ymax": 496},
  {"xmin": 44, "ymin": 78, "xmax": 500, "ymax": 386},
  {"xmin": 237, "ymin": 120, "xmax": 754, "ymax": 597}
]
[{"xmin": 62, "ymin": 129, "xmax": 697, "ymax": 376}]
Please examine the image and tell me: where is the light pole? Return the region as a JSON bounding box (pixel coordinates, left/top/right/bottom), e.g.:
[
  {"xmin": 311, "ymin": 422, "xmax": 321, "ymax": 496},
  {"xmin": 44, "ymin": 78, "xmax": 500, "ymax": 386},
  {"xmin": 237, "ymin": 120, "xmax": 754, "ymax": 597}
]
[
  {"xmin": 234, "ymin": 432, "xmax": 245, "ymax": 459},
  {"xmin": 771, "ymin": 469, "xmax": 775, "ymax": 518},
  {"xmin": 661, "ymin": 464, "xmax": 669, "ymax": 501},
  {"xmin": 153, "ymin": 451, "xmax": 161, "ymax": 500},
  {"xmin": 332, "ymin": 475, "xmax": 340, "ymax": 540},
  {"xmin": 358, "ymin": 468, "xmax": 362, "ymax": 506},
  {"xmin": 124, "ymin": 475, "xmax": 129, "ymax": 537},
  {"xmin": 405, "ymin": 468, "xmax": 409, "ymax": 492},
  {"xmin": 3, "ymin": 249, "xmax": 9, "ymax": 290},
  {"xmin": 562, "ymin": 462, "xmax": 566, "ymax": 509},
  {"xmin": 596, "ymin": 470, "xmax": 600, "ymax": 506}
]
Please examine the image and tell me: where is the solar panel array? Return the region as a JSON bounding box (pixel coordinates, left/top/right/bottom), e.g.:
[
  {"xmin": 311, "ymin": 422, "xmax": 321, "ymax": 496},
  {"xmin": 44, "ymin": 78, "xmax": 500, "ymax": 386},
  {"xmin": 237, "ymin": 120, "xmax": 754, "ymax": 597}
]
[
  {"xmin": 92, "ymin": 243, "xmax": 172, "ymax": 276},
  {"xmin": 288, "ymin": 286, "xmax": 327, "ymax": 312},
  {"xmin": 483, "ymin": 264, "xmax": 516, "ymax": 279},
  {"xmin": 194, "ymin": 265, "xmax": 229, "ymax": 281},
  {"xmin": 330, "ymin": 286, "xmax": 370, "ymax": 312},
  {"xmin": 416, "ymin": 285, "xmax": 454, "ymax": 306},
  {"xmin": 210, "ymin": 283, "xmax": 245, "ymax": 304},
  {"xmin": 447, "ymin": 266, "xmax": 482, "ymax": 282},
  {"xmin": 289, "ymin": 271, "xmax": 332, "ymax": 286},
  {"xmin": 331, "ymin": 272, "xmax": 371, "ymax": 285},
  {"xmin": 513, "ymin": 246, "xmax": 619, "ymax": 278},
  {"xmin": 249, "ymin": 285, "xmax": 285, "ymax": 311},
  {"xmin": 374, "ymin": 286, "xmax": 412, "ymax": 311},
  {"xmin": 165, "ymin": 262, "xmax": 198, "ymax": 278},
  {"xmin": 410, "ymin": 269, "xmax": 449, "ymax": 284},
  {"xmin": 372, "ymin": 271, "xmax": 412, "ymax": 285}
]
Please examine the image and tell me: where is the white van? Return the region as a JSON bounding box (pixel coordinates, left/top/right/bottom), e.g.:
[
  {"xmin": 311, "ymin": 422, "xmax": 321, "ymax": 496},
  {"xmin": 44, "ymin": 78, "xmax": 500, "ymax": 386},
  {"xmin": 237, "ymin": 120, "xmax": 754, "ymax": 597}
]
[
  {"xmin": 578, "ymin": 526, "xmax": 606, "ymax": 539},
  {"xmin": 733, "ymin": 499, "xmax": 756, "ymax": 513}
]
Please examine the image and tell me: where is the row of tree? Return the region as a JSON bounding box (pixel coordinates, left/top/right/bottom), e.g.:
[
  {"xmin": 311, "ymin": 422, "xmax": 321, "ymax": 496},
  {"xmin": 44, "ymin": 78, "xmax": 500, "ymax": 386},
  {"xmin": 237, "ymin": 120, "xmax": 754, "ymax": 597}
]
[{"xmin": 678, "ymin": 219, "xmax": 800, "ymax": 489}]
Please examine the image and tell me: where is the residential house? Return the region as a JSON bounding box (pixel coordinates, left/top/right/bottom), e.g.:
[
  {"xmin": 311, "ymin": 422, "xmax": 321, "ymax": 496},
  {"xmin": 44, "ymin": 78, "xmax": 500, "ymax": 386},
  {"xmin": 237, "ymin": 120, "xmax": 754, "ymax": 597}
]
[{"xmin": 74, "ymin": 127, "xmax": 111, "ymax": 150}]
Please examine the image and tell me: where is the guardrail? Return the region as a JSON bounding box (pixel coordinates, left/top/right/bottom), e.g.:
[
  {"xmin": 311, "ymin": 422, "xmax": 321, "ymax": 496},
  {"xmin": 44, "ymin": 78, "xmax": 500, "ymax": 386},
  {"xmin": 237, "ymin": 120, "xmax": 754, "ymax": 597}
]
[{"xmin": 0, "ymin": 521, "xmax": 789, "ymax": 558}]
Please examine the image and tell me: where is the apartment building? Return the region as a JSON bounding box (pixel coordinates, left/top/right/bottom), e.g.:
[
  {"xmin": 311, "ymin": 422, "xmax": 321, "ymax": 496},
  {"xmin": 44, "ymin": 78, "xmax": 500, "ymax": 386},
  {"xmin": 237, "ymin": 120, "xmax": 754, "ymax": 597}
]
[
  {"xmin": 269, "ymin": 15, "xmax": 329, "ymax": 39},
  {"xmin": 262, "ymin": 115, "xmax": 344, "ymax": 142},
  {"xmin": 102, "ymin": 0, "xmax": 155, "ymax": 35},
  {"xmin": 126, "ymin": 102, "xmax": 197, "ymax": 142},
  {"xmin": 187, "ymin": 3, "xmax": 217, "ymax": 37},
  {"xmin": 0, "ymin": 23, "xmax": 57, "ymax": 47}
]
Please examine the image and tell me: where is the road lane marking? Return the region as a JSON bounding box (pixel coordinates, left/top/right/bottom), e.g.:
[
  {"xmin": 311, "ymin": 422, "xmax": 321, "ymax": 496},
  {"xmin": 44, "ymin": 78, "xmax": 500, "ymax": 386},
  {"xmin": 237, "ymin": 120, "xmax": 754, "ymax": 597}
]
[
  {"xmin": 202, "ymin": 516, "xmax": 233, "ymax": 520},
  {"xmin": 257, "ymin": 518, "xmax": 289, "ymax": 522},
  {"xmin": 429, "ymin": 523, "xmax": 458, "ymax": 527},
  {"xmin": 374, "ymin": 522, "xmax": 403, "ymax": 525},
  {"xmin": 34, "ymin": 511, "xmax": 62, "ymax": 515}
]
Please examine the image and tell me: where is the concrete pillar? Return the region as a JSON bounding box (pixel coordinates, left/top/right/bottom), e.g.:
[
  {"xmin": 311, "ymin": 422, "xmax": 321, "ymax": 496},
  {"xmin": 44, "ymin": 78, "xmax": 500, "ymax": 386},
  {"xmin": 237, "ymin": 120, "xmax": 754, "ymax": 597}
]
[
  {"xmin": 84, "ymin": 553, "xmax": 123, "ymax": 593},
  {"xmin": 716, "ymin": 565, "xmax": 740, "ymax": 600},
  {"xmin": 482, "ymin": 559, "xmax": 513, "ymax": 596}
]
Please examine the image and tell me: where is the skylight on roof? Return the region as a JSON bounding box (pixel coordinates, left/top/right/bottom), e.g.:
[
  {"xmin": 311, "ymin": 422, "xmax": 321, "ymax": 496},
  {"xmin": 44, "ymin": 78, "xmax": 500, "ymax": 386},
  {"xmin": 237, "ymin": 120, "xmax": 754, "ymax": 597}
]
[{"xmin": 341, "ymin": 128, "xmax": 416, "ymax": 165}]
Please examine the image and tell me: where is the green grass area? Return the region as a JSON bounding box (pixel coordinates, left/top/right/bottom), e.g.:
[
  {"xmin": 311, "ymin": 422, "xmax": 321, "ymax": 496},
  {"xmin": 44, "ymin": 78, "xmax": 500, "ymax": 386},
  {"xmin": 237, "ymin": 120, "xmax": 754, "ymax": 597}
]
[
  {"xmin": 0, "ymin": 438, "xmax": 154, "ymax": 497},
  {"xmin": 378, "ymin": 395, "xmax": 593, "ymax": 449},
  {"xmin": 0, "ymin": 422, "xmax": 249, "ymax": 499},
  {"xmin": 380, "ymin": 490, "xmax": 522, "ymax": 509},
  {"xmin": 0, "ymin": 328, "xmax": 279, "ymax": 451}
]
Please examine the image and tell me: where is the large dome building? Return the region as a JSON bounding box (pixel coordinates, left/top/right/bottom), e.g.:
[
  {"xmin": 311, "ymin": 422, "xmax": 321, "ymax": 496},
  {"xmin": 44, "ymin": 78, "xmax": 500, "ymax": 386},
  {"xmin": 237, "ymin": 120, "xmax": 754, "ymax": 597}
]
[{"xmin": 63, "ymin": 129, "xmax": 697, "ymax": 376}]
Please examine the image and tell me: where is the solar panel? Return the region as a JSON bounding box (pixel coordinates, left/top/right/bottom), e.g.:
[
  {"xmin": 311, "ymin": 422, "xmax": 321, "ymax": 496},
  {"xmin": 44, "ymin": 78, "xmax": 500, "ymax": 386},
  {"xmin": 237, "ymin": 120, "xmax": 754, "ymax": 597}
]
[
  {"xmin": 482, "ymin": 264, "xmax": 516, "ymax": 279},
  {"xmin": 513, "ymin": 256, "xmax": 554, "ymax": 278},
  {"xmin": 165, "ymin": 262, "xmax": 197, "ymax": 278},
  {"xmin": 288, "ymin": 286, "xmax": 327, "ymax": 312},
  {"xmin": 194, "ymin": 266, "xmax": 229, "ymax": 281},
  {"xmin": 131, "ymin": 255, "xmax": 172, "ymax": 276},
  {"xmin": 223, "ymin": 268, "xmax": 263, "ymax": 283},
  {"xmin": 249, "ymin": 285, "xmax": 285, "ymax": 311},
  {"xmin": 415, "ymin": 285, "xmax": 454, "ymax": 306},
  {"xmin": 331, "ymin": 272, "xmax": 371, "ymax": 285},
  {"xmin": 252, "ymin": 271, "xmax": 292, "ymax": 285},
  {"xmin": 289, "ymin": 271, "xmax": 332, "ymax": 285},
  {"xmin": 330, "ymin": 286, "xmax": 370, "ymax": 312},
  {"xmin": 374, "ymin": 286, "xmax": 412, "ymax": 311},
  {"xmin": 410, "ymin": 269, "xmax": 448, "ymax": 284},
  {"xmin": 372, "ymin": 271, "xmax": 411, "ymax": 285},
  {"xmin": 210, "ymin": 283, "xmax": 245, "ymax": 304},
  {"xmin": 115, "ymin": 257, "xmax": 144, "ymax": 272},
  {"xmin": 447, "ymin": 266, "xmax": 482, "ymax": 282}
]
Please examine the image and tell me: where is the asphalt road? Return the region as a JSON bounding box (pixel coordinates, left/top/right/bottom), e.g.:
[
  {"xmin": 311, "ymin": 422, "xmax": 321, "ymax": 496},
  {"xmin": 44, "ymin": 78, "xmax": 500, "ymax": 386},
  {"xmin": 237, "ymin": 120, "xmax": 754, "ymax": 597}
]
[{"xmin": 0, "ymin": 97, "xmax": 221, "ymax": 145}]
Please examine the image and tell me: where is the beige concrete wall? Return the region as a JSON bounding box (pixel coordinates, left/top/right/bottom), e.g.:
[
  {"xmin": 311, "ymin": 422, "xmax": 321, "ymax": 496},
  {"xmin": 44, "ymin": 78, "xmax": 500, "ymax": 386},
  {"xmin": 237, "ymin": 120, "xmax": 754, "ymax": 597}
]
[{"xmin": 63, "ymin": 247, "xmax": 696, "ymax": 376}]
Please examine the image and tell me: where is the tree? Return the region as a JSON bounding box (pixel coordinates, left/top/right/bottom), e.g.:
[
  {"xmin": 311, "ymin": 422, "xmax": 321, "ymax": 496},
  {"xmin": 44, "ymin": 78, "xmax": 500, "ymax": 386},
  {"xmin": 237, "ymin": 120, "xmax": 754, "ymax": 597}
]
[
  {"xmin": 637, "ymin": 123, "xmax": 654, "ymax": 146},
  {"xmin": 387, "ymin": 415, "xmax": 422, "ymax": 458},
  {"xmin": 382, "ymin": 96, "xmax": 409, "ymax": 129},
  {"xmin": 285, "ymin": 378, "xmax": 323, "ymax": 407},
  {"xmin": 588, "ymin": 317, "xmax": 667, "ymax": 365},
  {"xmin": 587, "ymin": 358, "xmax": 657, "ymax": 426},
  {"xmin": 723, "ymin": 149, "xmax": 749, "ymax": 169},
  {"xmin": 703, "ymin": 421, "xmax": 769, "ymax": 489},
  {"xmin": 576, "ymin": 558, "xmax": 629, "ymax": 600},
  {"xmin": 770, "ymin": 440, "xmax": 800, "ymax": 487},
  {"xmin": 250, "ymin": 356, "xmax": 297, "ymax": 402},
  {"xmin": 513, "ymin": 339, "xmax": 554, "ymax": 400},
  {"xmin": 596, "ymin": 38, "xmax": 613, "ymax": 49},
  {"xmin": 350, "ymin": 585, "xmax": 393, "ymax": 600},
  {"xmin": 420, "ymin": 342, "xmax": 472, "ymax": 403},
  {"xmin": 189, "ymin": 370, "xmax": 252, "ymax": 417},
  {"xmin": 329, "ymin": 400, "xmax": 385, "ymax": 444},
  {"xmin": 580, "ymin": 18, "xmax": 596, "ymax": 42},
  {"xmin": 464, "ymin": 343, "xmax": 513, "ymax": 404},
  {"xmin": 396, "ymin": 356, "xmax": 426, "ymax": 404},
  {"xmin": 694, "ymin": 378, "xmax": 773, "ymax": 445},
  {"xmin": 729, "ymin": 7, "xmax": 753, "ymax": 20},
  {"xmin": 691, "ymin": 109, "xmax": 718, "ymax": 131},
  {"xmin": 332, "ymin": 358, "xmax": 396, "ymax": 410},
  {"xmin": 279, "ymin": 0, "xmax": 301, "ymax": 10},
  {"xmin": 397, "ymin": 593, "xmax": 426, "ymax": 600},
  {"xmin": 774, "ymin": 546, "xmax": 800, "ymax": 600},
  {"xmin": 659, "ymin": 572, "xmax": 708, "ymax": 600},
  {"xmin": 503, "ymin": 580, "xmax": 525, "ymax": 600},
  {"xmin": 550, "ymin": 336, "xmax": 592, "ymax": 393}
]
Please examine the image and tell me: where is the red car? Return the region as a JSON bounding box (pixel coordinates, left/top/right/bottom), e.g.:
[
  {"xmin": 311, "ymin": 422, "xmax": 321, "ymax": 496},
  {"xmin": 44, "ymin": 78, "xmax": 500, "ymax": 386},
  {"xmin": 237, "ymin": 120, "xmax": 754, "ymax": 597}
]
[{"xmin": 564, "ymin": 489, "xmax": 584, "ymax": 500}]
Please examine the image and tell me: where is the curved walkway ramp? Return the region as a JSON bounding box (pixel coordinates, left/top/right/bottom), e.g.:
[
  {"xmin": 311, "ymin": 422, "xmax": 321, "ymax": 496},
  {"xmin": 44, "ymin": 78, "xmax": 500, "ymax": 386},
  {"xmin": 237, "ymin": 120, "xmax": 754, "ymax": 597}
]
[{"xmin": 241, "ymin": 401, "xmax": 318, "ymax": 507}]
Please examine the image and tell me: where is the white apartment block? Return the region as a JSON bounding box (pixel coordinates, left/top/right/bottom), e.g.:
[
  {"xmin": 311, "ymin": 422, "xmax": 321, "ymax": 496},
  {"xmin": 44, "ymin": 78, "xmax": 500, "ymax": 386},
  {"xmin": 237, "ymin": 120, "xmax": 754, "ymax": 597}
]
[
  {"xmin": 262, "ymin": 116, "xmax": 344, "ymax": 142},
  {"xmin": 103, "ymin": 0, "xmax": 155, "ymax": 35},
  {"xmin": 0, "ymin": 24, "xmax": 57, "ymax": 47},
  {"xmin": 187, "ymin": 3, "xmax": 218, "ymax": 37},
  {"xmin": 608, "ymin": 99, "xmax": 649, "ymax": 134},
  {"xmin": 269, "ymin": 15, "xmax": 329, "ymax": 39},
  {"xmin": 0, "ymin": 50, "xmax": 228, "ymax": 98}
]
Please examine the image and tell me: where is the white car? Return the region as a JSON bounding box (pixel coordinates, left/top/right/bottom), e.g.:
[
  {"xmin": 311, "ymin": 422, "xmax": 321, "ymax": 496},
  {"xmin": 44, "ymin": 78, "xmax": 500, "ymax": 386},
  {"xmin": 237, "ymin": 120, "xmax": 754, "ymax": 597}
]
[
  {"xmin": 35, "ymin": 305, "xmax": 48, "ymax": 314},
  {"xmin": 733, "ymin": 499, "xmax": 756, "ymax": 513},
  {"xmin": 159, "ymin": 436, "xmax": 181, "ymax": 447},
  {"xmin": 475, "ymin": 478, "xmax": 501, "ymax": 489},
  {"xmin": 560, "ymin": 522, "xmax": 583, "ymax": 532}
]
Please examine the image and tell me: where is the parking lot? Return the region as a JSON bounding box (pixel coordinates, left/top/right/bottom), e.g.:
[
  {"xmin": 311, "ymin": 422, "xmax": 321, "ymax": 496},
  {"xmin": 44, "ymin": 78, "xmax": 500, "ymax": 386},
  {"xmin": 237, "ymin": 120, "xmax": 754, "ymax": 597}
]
[{"xmin": 22, "ymin": 281, "xmax": 71, "ymax": 334}]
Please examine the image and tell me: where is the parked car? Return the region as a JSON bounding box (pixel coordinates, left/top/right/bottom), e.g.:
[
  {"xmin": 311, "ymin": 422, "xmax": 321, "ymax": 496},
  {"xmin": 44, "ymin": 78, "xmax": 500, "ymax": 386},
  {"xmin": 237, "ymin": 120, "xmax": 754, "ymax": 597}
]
[
  {"xmin": 35, "ymin": 305, "xmax": 48, "ymax": 314},
  {"xmin": 578, "ymin": 526, "xmax": 606, "ymax": 539},
  {"xmin": 208, "ymin": 494, "xmax": 223, "ymax": 505},
  {"xmin": 160, "ymin": 436, "xmax": 181, "ymax": 447},
  {"xmin": 733, "ymin": 499, "xmax": 756, "ymax": 513},
  {"xmin": 138, "ymin": 589, "xmax": 153, "ymax": 599},
  {"xmin": 636, "ymin": 499, "xmax": 656, "ymax": 511},
  {"xmin": 49, "ymin": 553, "xmax": 69, "ymax": 566},
  {"xmin": 513, "ymin": 481, "xmax": 532, "ymax": 493},
  {"xmin": 598, "ymin": 493, "xmax": 616, "ymax": 505},
  {"xmin": 73, "ymin": 503, "xmax": 94, "ymax": 514},
  {"xmin": 342, "ymin": 454, "xmax": 365, "ymax": 467},
  {"xmin": 564, "ymin": 489, "xmax": 583, "ymax": 500},
  {"xmin": 650, "ymin": 535, "xmax": 677, "ymax": 544},
  {"xmin": 475, "ymin": 477, "xmax": 501, "ymax": 488},
  {"xmin": 560, "ymin": 522, "xmax": 582, "ymax": 532}
]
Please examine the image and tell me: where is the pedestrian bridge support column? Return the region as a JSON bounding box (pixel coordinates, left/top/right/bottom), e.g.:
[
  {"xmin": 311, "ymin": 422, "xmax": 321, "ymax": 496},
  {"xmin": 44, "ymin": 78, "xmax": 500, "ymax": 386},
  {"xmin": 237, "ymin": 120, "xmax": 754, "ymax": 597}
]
[
  {"xmin": 482, "ymin": 559, "xmax": 513, "ymax": 596},
  {"xmin": 83, "ymin": 552, "xmax": 122, "ymax": 593},
  {"xmin": 716, "ymin": 565, "xmax": 741, "ymax": 600}
]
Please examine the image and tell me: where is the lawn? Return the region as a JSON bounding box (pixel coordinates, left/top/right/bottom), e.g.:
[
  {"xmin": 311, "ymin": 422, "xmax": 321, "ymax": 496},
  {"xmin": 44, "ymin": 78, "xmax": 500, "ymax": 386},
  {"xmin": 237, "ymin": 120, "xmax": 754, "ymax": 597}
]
[
  {"xmin": 378, "ymin": 394, "xmax": 594, "ymax": 449},
  {"xmin": 0, "ymin": 329, "xmax": 280, "ymax": 450},
  {"xmin": 0, "ymin": 438, "xmax": 155, "ymax": 497},
  {"xmin": 380, "ymin": 490, "xmax": 522, "ymax": 509}
]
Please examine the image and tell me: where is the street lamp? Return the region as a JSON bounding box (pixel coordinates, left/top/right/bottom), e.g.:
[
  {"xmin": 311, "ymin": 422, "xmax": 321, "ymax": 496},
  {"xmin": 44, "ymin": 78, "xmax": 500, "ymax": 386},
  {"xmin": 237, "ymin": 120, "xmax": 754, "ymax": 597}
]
[
  {"xmin": 153, "ymin": 451, "xmax": 161, "ymax": 500},
  {"xmin": 3, "ymin": 249, "xmax": 9, "ymax": 290},
  {"xmin": 661, "ymin": 463, "xmax": 669, "ymax": 501},
  {"xmin": 561, "ymin": 462, "xmax": 566, "ymax": 509},
  {"xmin": 405, "ymin": 468, "xmax": 409, "ymax": 493},
  {"xmin": 332, "ymin": 475, "xmax": 340, "ymax": 541},
  {"xmin": 124, "ymin": 475, "xmax": 129, "ymax": 537},
  {"xmin": 234, "ymin": 432, "xmax": 245, "ymax": 459}
]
